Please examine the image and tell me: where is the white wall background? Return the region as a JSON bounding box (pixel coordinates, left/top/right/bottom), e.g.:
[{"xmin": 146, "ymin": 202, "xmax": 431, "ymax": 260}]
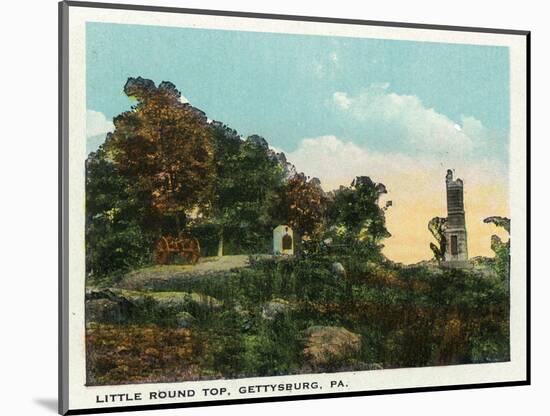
[{"xmin": 0, "ymin": 0, "xmax": 546, "ymax": 414}]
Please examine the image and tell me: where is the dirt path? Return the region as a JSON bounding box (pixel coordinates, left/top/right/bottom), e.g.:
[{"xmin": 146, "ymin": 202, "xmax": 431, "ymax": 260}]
[
  {"xmin": 116, "ymin": 255, "xmax": 255, "ymax": 290},
  {"xmin": 191, "ymin": 255, "xmax": 250, "ymax": 271}
]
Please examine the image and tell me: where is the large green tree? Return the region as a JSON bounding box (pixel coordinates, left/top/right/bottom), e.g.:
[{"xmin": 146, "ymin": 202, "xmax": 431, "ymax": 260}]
[
  {"xmin": 209, "ymin": 128, "xmax": 285, "ymax": 255},
  {"xmin": 327, "ymin": 176, "xmax": 390, "ymax": 246},
  {"xmin": 85, "ymin": 147, "xmax": 151, "ymax": 279},
  {"xmin": 208, "ymin": 122, "xmax": 244, "ymax": 255},
  {"xmin": 484, "ymin": 216, "xmax": 511, "ymax": 281}
]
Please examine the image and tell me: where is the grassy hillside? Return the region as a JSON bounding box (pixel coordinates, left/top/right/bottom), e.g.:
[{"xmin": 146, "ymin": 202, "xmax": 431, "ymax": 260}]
[{"xmin": 85, "ymin": 253, "xmax": 509, "ymax": 385}]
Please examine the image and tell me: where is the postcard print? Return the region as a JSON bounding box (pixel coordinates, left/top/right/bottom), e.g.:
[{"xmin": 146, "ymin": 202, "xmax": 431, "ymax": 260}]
[{"xmin": 60, "ymin": 3, "xmax": 529, "ymax": 414}]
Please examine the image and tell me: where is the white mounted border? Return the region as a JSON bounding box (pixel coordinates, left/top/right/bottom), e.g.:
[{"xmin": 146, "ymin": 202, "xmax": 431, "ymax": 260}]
[{"xmin": 59, "ymin": 1, "xmax": 530, "ymax": 414}]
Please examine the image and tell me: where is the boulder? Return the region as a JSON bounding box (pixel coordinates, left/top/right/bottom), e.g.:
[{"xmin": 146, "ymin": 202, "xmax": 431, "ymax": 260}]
[
  {"xmin": 261, "ymin": 299, "xmax": 291, "ymax": 320},
  {"xmin": 85, "ymin": 288, "xmax": 221, "ymax": 325},
  {"xmin": 303, "ymin": 326, "xmax": 361, "ymax": 366},
  {"xmin": 331, "ymin": 262, "xmax": 346, "ymax": 279},
  {"xmin": 175, "ymin": 311, "xmax": 197, "ymax": 328},
  {"xmin": 115, "ymin": 290, "xmax": 222, "ymax": 312},
  {"xmin": 85, "ymin": 289, "xmax": 136, "ymax": 324}
]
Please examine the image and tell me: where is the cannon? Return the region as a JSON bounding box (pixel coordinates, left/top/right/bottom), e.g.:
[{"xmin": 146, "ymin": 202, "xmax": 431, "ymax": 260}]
[{"xmin": 154, "ymin": 235, "xmax": 201, "ymax": 265}]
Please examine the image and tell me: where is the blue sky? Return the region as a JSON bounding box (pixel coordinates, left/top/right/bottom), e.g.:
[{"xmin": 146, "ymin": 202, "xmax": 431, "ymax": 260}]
[
  {"xmin": 86, "ymin": 22, "xmax": 511, "ymax": 262},
  {"xmin": 86, "ymin": 22, "xmax": 509, "ymax": 159}
]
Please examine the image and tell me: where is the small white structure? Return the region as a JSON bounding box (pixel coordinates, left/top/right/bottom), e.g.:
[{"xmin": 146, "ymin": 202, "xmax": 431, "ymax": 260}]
[{"xmin": 273, "ymin": 225, "xmax": 294, "ymax": 255}]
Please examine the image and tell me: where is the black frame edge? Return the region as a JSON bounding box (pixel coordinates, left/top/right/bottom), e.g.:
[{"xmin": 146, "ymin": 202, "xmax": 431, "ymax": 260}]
[
  {"xmin": 525, "ymin": 31, "xmax": 531, "ymax": 386},
  {"xmin": 59, "ymin": 1, "xmax": 70, "ymax": 415}
]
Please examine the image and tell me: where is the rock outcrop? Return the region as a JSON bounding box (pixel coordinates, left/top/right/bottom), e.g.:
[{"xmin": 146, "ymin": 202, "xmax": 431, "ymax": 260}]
[
  {"xmin": 302, "ymin": 326, "xmax": 361, "ymax": 366},
  {"xmin": 85, "ymin": 288, "xmax": 221, "ymax": 324},
  {"xmin": 261, "ymin": 299, "xmax": 292, "ymax": 320}
]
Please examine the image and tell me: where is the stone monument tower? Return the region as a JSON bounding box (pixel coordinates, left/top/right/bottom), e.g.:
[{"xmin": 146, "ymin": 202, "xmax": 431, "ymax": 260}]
[{"xmin": 443, "ymin": 169, "xmax": 468, "ymax": 267}]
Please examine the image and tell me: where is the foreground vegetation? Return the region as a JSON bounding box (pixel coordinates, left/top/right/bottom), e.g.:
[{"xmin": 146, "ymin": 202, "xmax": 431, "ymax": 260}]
[{"xmin": 86, "ymin": 252, "xmax": 509, "ymax": 385}]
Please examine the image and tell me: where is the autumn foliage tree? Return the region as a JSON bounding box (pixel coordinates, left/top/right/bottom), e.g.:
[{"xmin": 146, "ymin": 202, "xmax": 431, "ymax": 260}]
[
  {"xmin": 86, "ymin": 77, "xmax": 394, "ymax": 278},
  {"xmin": 104, "ymin": 77, "xmax": 215, "ymax": 234},
  {"xmin": 276, "ymin": 173, "xmax": 326, "ymax": 240}
]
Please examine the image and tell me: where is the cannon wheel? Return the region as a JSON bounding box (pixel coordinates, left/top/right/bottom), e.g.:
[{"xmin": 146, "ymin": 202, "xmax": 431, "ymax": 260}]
[
  {"xmin": 179, "ymin": 237, "xmax": 201, "ymax": 265},
  {"xmin": 154, "ymin": 236, "xmax": 172, "ymax": 265}
]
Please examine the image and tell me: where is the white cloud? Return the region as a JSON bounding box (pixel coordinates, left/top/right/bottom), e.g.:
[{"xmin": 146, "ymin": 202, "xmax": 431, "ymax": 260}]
[
  {"xmin": 86, "ymin": 110, "xmax": 114, "ymax": 138},
  {"xmin": 460, "ymin": 115, "xmax": 488, "ymax": 141},
  {"xmin": 331, "ymin": 85, "xmax": 494, "ymax": 156},
  {"xmin": 286, "ymin": 135, "xmax": 505, "ymax": 193},
  {"xmin": 285, "ymin": 135, "xmax": 509, "ymax": 263},
  {"xmin": 332, "ymin": 92, "xmax": 351, "ymax": 110}
]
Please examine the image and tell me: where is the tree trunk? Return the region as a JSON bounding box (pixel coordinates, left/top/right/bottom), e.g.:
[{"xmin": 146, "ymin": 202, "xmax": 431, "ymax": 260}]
[
  {"xmin": 218, "ymin": 229, "xmax": 224, "ymax": 257},
  {"xmin": 175, "ymin": 214, "xmax": 181, "ymax": 236},
  {"xmin": 294, "ymin": 231, "xmax": 301, "ymax": 255}
]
